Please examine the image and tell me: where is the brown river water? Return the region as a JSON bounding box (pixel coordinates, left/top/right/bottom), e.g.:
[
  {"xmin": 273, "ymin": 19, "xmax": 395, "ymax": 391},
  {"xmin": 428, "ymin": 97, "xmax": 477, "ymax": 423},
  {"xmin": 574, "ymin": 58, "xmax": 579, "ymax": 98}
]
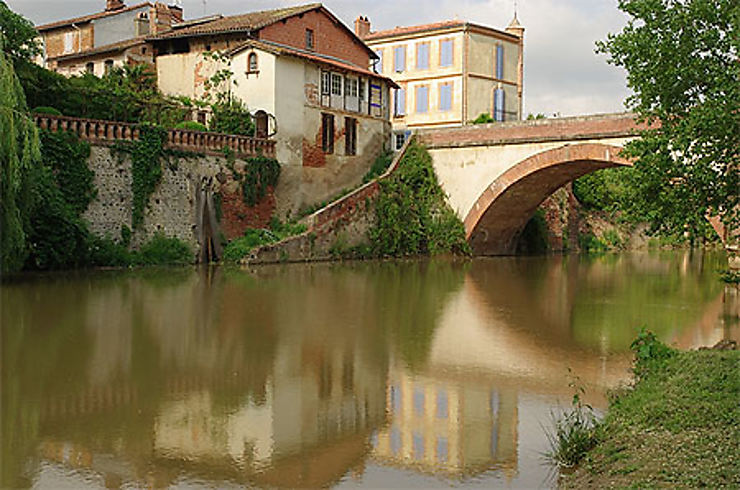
[{"xmin": 1, "ymin": 251, "xmax": 737, "ymax": 488}]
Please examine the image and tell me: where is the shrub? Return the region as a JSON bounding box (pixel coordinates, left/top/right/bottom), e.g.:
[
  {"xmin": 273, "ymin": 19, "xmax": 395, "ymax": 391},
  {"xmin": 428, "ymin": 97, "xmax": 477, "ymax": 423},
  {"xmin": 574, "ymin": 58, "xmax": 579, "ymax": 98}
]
[
  {"xmin": 630, "ymin": 328, "xmax": 676, "ymax": 379},
  {"xmin": 473, "ymin": 112, "xmax": 494, "ymax": 124},
  {"xmin": 369, "ymin": 141, "xmax": 470, "ymax": 257},
  {"xmin": 222, "ymin": 218, "xmax": 306, "ymax": 262},
  {"xmin": 363, "ymin": 150, "xmax": 393, "ymax": 183},
  {"xmin": 32, "ymin": 106, "xmax": 61, "ymax": 115},
  {"xmin": 209, "ymin": 97, "xmax": 255, "ymax": 136},
  {"xmin": 544, "ymin": 370, "xmax": 599, "ymax": 469},
  {"xmin": 241, "ymin": 156, "xmax": 281, "ymax": 206},
  {"xmin": 135, "ymin": 233, "xmax": 192, "ymax": 265},
  {"xmin": 174, "ymin": 120, "xmax": 208, "ymax": 132}
]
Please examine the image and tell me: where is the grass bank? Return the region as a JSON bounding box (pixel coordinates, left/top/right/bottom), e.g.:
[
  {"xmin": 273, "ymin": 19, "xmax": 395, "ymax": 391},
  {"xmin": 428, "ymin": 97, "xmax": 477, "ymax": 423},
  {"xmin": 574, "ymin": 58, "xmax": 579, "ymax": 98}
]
[{"xmin": 561, "ymin": 334, "xmax": 739, "ymax": 488}]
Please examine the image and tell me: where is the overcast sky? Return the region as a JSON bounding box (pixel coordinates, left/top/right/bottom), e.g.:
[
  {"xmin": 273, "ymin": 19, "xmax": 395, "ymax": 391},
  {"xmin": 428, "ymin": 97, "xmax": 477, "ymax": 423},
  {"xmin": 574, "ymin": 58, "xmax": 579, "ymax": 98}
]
[{"xmin": 6, "ymin": 0, "xmax": 632, "ymax": 117}]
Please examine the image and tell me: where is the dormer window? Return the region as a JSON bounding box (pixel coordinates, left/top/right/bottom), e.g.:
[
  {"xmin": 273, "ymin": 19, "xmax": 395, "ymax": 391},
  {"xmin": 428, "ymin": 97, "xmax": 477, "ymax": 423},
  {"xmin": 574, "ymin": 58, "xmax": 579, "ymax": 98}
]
[
  {"xmin": 247, "ymin": 52, "xmax": 258, "ymax": 73},
  {"xmin": 305, "ymin": 29, "xmax": 314, "ymax": 51}
]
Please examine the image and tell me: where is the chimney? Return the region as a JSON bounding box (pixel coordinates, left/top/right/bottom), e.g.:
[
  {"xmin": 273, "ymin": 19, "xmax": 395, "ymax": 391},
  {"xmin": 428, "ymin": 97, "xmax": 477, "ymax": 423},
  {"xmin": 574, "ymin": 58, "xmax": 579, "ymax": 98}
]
[
  {"xmin": 168, "ymin": 3, "xmax": 183, "ymax": 22},
  {"xmin": 354, "ymin": 16, "xmax": 371, "ymax": 38},
  {"xmin": 106, "ymin": 0, "xmax": 125, "ymax": 11}
]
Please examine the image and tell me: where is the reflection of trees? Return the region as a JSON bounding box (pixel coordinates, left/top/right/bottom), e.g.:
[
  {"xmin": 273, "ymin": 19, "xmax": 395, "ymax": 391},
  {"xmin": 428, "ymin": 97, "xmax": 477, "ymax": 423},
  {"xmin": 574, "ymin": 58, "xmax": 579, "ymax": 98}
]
[
  {"xmin": 467, "ymin": 252, "xmax": 726, "ymax": 353},
  {"xmin": 368, "ymin": 261, "xmax": 467, "ymax": 371}
]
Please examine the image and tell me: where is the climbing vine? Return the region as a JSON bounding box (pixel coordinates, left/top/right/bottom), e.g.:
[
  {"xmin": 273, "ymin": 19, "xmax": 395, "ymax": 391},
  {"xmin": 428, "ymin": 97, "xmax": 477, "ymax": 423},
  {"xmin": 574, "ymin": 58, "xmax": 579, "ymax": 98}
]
[
  {"xmin": 130, "ymin": 124, "xmax": 166, "ymax": 228},
  {"xmin": 39, "ymin": 129, "xmax": 95, "ymax": 214},
  {"xmin": 241, "ymin": 156, "xmax": 281, "ymax": 206}
]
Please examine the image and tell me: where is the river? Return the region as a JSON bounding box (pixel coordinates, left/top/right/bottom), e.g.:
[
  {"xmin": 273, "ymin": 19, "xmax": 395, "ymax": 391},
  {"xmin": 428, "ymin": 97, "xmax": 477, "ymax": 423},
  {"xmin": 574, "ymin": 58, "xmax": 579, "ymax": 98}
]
[{"xmin": 1, "ymin": 251, "xmax": 737, "ymax": 488}]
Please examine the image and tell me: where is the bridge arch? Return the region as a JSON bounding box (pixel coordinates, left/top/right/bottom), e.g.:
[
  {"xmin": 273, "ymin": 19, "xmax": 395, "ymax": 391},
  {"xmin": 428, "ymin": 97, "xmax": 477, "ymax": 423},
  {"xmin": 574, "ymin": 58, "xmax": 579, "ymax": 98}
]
[{"xmin": 464, "ymin": 143, "xmax": 631, "ymax": 255}]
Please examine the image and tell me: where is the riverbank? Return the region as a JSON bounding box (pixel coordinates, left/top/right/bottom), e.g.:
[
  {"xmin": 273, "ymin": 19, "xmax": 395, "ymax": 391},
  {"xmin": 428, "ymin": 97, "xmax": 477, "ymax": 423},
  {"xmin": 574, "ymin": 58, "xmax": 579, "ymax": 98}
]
[{"xmin": 562, "ymin": 338, "xmax": 739, "ymax": 488}]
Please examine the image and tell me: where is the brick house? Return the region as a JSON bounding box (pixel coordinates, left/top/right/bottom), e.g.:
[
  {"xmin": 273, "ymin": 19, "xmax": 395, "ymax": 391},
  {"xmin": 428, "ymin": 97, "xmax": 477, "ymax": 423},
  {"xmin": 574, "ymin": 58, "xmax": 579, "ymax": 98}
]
[
  {"xmin": 150, "ymin": 3, "xmax": 397, "ymax": 217},
  {"xmin": 36, "ymin": 0, "xmax": 182, "ymax": 76}
]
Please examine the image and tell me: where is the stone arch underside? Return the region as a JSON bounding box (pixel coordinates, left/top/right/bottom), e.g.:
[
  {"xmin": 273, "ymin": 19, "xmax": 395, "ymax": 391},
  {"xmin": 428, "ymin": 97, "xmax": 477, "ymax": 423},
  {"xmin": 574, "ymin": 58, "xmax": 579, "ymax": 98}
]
[{"xmin": 465, "ymin": 143, "xmax": 631, "ymax": 255}]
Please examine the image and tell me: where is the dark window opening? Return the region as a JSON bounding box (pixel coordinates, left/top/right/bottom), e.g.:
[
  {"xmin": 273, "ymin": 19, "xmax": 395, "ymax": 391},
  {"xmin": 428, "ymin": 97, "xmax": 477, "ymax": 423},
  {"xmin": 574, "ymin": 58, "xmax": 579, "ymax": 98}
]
[
  {"xmin": 345, "ymin": 117, "xmax": 357, "ymax": 156},
  {"xmin": 104, "ymin": 59, "xmax": 114, "ymax": 74},
  {"xmin": 171, "ymin": 38, "xmax": 190, "ymax": 54},
  {"xmin": 247, "ymin": 52, "xmax": 258, "ymax": 72},
  {"xmin": 85, "ymin": 62, "xmax": 94, "ymax": 74},
  {"xmin": 305, "ymin": 29, "xmax": 314, "ymax": 51},
  {"xmin": 197, "ymin": 111, "xmax": 207, "ymax": 125},
  {"xmin": 205, "ymin": 44, "xmax": 211, "ymax": 52},
  {"xmin": 321, "ymin": 113, "xmax": 334, "ymax": 154}
]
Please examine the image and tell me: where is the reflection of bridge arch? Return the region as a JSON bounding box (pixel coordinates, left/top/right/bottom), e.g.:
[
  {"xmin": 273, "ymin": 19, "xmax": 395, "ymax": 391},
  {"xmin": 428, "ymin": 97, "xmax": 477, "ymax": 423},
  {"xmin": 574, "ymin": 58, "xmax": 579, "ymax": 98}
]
[{"xmin": 466, "ymin": 143, "xmax": 631, "ymax": 255}]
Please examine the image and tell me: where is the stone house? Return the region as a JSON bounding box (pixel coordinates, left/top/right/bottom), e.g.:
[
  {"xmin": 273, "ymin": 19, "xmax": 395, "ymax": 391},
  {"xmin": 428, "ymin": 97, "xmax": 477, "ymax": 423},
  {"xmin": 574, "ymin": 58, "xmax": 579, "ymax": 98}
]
[
  {"xmin": 36, "ymin": 0, "xmax": 182, "ymax": 76},
  {"xmin": 150, "ymin": 3, "xmax": 397, "ymax": 217},
  {"xmin": 357, "ymin": 15, "xmax": 524, "ymax": 149}
]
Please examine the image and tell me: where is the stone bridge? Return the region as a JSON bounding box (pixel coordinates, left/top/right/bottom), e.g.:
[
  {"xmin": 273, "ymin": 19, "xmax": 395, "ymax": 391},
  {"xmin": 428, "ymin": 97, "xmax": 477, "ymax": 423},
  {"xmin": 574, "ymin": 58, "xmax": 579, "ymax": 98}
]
[{"xmin": 417, "ymin": 113, "xmax": 642, "ymax": 255}]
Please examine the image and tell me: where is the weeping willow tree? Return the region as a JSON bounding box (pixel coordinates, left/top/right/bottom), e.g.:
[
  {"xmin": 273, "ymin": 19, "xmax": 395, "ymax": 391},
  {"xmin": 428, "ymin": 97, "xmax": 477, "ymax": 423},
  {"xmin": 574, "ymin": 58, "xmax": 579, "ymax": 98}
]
[{"xmin": 0, "ymin": 33, "xmax": 40, "ymax": 274}]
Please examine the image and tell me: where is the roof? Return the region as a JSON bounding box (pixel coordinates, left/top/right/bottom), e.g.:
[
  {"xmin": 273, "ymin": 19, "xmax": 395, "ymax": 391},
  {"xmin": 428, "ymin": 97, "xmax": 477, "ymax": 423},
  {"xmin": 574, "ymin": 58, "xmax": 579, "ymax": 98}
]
[
  {"xmin": 49, "ymin": 36, "xmax": 148, "ymax": 62},
  {"xmin": 148, "ymin": 3, "xmax": 377, "ymax": 59},
  {"xmin": 148, "ymin": 3, "xmax": 322, "ymax": 40},
  {"xmin": 363, "ymin": 20, "xmax": 519, "ymax": 42},
  {"xmin": 36, "ymin": 2, "xmax": 152, "ymax": 32},
  {"xmin": 228, "ymin": 39, "xmax": 399, "ymax": 88}
]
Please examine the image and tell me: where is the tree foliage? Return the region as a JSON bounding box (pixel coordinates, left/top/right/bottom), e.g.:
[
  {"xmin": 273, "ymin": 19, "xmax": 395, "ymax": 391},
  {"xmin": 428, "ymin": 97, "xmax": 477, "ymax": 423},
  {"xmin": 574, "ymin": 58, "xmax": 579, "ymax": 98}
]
[
  {"xmin": 597, "ymin": 0, "xmax": 739, "ymax": 238},
  {"xmin": 0, "ymin": 33, "xmax": 40, "ymax": 274},
  {"xmin": 0, "ymin": 1, "xmax": 40, "ymax": 62}
]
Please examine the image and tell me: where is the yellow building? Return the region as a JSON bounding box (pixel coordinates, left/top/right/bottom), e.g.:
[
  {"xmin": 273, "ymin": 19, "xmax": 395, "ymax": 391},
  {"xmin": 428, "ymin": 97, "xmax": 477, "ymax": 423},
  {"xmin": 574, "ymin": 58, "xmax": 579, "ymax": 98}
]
[{"xmin": 356, "ymin": 15, "xmax": 524, "ymax": 149}]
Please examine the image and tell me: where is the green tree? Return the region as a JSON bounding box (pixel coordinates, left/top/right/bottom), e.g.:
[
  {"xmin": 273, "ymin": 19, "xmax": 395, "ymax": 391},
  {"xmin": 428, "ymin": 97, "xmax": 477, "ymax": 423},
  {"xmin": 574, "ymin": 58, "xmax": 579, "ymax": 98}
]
[
  {"xmin": 598, "ymin": 0, "xmax": 739, "ymax": 239},
  {"xmin": 0, "ymin": 1, "xmax": 40, "ymax": 62},
  {"xmin": 0, "ymin": 33, "xmax": 40, "ymax": 274}
]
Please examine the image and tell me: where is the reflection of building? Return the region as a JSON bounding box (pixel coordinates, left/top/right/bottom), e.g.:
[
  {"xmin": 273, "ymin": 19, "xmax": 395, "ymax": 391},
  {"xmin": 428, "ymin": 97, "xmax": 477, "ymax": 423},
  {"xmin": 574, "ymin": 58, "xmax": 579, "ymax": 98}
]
[
  {"xmin": 357, "ymin": 15, "xmax": 524, "ymax": 149},
  {"xmin": 372, "ymin": 367, "xmax": 518, "ymax": 481}
]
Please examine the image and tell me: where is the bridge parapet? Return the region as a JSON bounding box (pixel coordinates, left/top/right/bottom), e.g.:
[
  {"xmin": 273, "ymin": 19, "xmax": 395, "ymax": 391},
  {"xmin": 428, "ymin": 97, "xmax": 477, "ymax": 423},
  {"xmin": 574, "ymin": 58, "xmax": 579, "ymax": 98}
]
[
  {"xmin": 418, "ymin": 112, "xmax": 647, "ymax": 148},
  {"xmin": 34, "ymin": 113, "xmax": 276, "ymax": 159}
]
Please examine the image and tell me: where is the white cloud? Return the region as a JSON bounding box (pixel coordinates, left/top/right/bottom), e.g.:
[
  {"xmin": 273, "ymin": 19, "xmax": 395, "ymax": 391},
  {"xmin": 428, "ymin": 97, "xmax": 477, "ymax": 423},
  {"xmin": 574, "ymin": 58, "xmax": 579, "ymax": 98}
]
[{"xmin": 6, "ymin": 0, "xmax": 632, "ymax": 115}]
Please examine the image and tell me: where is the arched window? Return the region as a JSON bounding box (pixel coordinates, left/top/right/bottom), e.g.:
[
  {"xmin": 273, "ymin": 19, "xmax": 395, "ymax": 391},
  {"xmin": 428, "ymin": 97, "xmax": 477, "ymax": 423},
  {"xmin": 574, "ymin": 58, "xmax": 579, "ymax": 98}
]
[{"xmin": 247, "ymin": 53, "xmax": 258, "ymax": 73}]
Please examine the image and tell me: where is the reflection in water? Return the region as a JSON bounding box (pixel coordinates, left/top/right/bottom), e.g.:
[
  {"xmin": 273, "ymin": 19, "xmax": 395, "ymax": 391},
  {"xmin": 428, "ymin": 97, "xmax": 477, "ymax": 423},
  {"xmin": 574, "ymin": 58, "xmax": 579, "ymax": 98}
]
[{"xmin": 1, "ymin": 252, "xmax": 734, "ymax": 488}]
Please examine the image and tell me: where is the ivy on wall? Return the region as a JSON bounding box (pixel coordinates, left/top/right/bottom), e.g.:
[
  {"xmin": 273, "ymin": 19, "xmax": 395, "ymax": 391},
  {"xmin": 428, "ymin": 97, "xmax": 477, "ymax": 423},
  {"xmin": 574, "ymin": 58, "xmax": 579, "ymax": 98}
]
[
  {"xmin": 241, "ymin": 156, "xmax": 281, "ymax": 206},
  {"xmin": 130, "ymin": 124, "xmax": 166, "ymax": 228}
]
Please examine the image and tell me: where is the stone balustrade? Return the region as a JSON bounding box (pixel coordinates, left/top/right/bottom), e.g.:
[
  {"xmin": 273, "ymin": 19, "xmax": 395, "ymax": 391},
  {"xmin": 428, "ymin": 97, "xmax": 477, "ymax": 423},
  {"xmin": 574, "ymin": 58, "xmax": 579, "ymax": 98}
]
[{"xmin": 34, "ymin": 113, "xmax": 275, "ymax": 159}]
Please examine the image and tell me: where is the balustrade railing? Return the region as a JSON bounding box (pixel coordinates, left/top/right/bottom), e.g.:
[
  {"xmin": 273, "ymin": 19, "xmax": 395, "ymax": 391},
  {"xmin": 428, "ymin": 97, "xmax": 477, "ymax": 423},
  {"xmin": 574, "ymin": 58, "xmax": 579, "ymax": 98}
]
[{"xmin": 34, "ymin": 114, "xmax": 276, "ymax": 159}]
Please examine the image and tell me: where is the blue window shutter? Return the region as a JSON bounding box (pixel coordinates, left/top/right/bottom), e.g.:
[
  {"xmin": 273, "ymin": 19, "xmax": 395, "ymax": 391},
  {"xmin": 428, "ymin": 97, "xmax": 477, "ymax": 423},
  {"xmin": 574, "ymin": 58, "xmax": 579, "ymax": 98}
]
[
  {"xmin": 496, "ymin": 45, "xmax": 504, "ymax": 79},
  {"xmin": 494, "ymin": 88, "xmax": 505, "ymax": 121}
]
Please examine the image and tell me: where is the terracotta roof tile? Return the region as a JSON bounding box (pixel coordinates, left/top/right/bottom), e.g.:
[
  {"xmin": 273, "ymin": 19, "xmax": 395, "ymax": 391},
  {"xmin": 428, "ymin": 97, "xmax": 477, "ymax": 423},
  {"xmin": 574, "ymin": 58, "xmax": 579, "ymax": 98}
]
[
  {"xmin": 363, "ymin": 20, "xmax": 516, "ymax": 41},
  {"xmin": 149, "ymin": 3, "xmax": 322, "ymax": 40},
  {"xmin": 49, "ymin": 36, "xmax": 149, "ymax": 62},
  {"xmin": 36, "ymin": 3, "xmax": 153, "ymax": 32}
]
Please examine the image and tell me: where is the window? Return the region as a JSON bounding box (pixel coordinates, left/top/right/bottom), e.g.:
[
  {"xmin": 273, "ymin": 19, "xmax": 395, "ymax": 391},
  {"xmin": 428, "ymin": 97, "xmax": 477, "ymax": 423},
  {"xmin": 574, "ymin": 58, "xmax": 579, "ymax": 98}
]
[
  {"xmin": 321, "ymin": 71, "xmax": 331, "ymax": 95},
  {"xmin": 321, "ymin": 113, "xmax": 334, "ymax": 153},
  {"xmin": 412, "ymin": 432, "xmax": 424, "ymax": 460},
  {"xmin": 436, "ymin": 389, "xmax": 448, "ymax": 418},
  {"xmin": 104, "ymin": 59, "xmax": 114, "ymax": 74},
  {"xmin": 358, "ymin": 79, "xmax": 365, "ymax": 100},
  {"xmin": 345, "ymin": 78, "xmax": 358, "ymax": 97},
  {"xmin": 415, "ymin": 85, "xmax": 429, "ymax": 113},
  {"xmin": 331, "ymin": 73, "xmax": 342, "ymax": 95},
  {"xmin": 494, "ymin": 87, "xmax": 505, "ymax": 121},
  {"xmin": 394, "ymin": 133, "xmax": 406, "ymax": 150},
  {"xmin": 439, "ymin": 82, "xmax": 452, "ymax": 111},
  {"xmin": 305, "ymin": 29, "xmax": 314, "ymax": 51},
  {"xmin": 393, "ymin": 45, "xmax": 405, "ymax": 72},
  {"xmin": 247, "ymin": 52, "xmax": 258, "ymax": 72},
  {"xmin": 496, "ymin": 44, "xmax": 504, "ymax": 79},
  {"xmin": 63, "ymin": 31, "xmax": 74, "ymax": 54},
  {"xmin": 440, "ymin": 39, "xmax": 454, "ymax": 67},
  {"xmin": 345, "ymin": 117, "xmax": 357, "ymax": 155},
  {"xmin": 85, "ymin": 62, "xmax": 94, "ymax": 74},
  {"xmin": 437, "ymin": 437, "xmax": 449, "ymax": 463},
  {"xmin": 413, "ymin": 387, "xmax": 425, "ymax": 415},
  {"xmin": 197, "ymin": 111, "xmax": 207, "ymax": 125},
  {"xmin": 394, "ymin": 88, "xmax": 406, "ymax": 117},
  {"xmin": 416, "ymin": 42, "xmax": 429, "ymax": 69},
  {"xmin": 374, "ymin": 49, "xmax": 383, "ymax": 73}
]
